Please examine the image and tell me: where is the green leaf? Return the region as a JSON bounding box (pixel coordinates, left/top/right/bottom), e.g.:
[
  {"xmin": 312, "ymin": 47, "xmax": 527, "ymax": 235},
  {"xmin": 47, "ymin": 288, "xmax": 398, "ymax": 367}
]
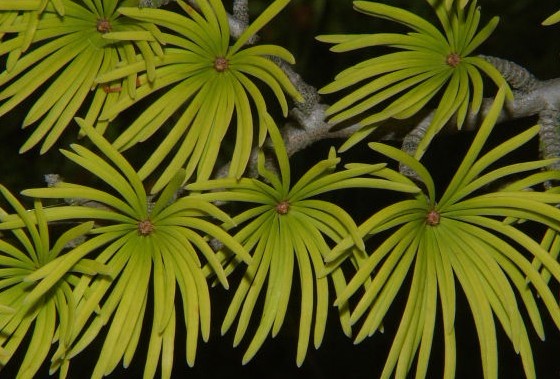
[
  {"xmin": 230, "ymin": 0, "xmax": 291, "ymax": 55},
  {"xmin": 543, "ymin": 10, "xmax": 560, "ymax": 25}
]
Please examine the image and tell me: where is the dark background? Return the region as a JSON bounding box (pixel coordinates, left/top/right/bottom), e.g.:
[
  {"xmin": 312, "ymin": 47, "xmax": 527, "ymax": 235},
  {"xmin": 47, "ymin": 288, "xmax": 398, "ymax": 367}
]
[{"xmin": 2, "ymin": 0, "xmax": 560, "ymax": 378}]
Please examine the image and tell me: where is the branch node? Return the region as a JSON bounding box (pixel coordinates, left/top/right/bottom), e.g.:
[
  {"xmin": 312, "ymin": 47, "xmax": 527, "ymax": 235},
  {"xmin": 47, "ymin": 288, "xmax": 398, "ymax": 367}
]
[
  {"xmin": 400, "ymin": 114, "xmax": 432, "ymax": 180},
  {"xmin": 481, "ymin": 55, "xmax": 539, "ymax": 92},
  {"xmin": 139, "ymin": 0, "xmax": 173, "ymax": 8},
  {"xmin": 538, "ymin": 107, "xmax": 560, "ymax": 170},
  {"xmin": 233, "ymin": 0, "xmax": 250, "ymax": 27},
  {"xmin": 269, "ymin": 56, "xmax": 321, "ymax": 115}
]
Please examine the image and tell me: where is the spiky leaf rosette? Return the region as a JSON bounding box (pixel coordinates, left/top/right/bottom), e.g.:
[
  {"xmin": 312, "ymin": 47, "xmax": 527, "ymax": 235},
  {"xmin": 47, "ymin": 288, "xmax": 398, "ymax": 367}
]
[
  {"xmin": 9, "ymin": 119, "xmax": 250, "ymax": 379},
  {"xmin": 0, "ymin": 0, "xmax": 65, "ymax": 44},
  {"xmin": 0, "ymin": 0, "xmax": 64, "ymax": 54},
  {"xmin": 326, "ymin": 87, "xmax": 560, "ymax": 379},
  {"xmin": 317, "ymin": 0, "xmax": 511, "ymax": 158},
  {"xmin": 96, "ymin": 0, "xmax": 303, "ymax": 192},
  {"xmin": 534, "ymin": 228, "xmax": 560, "ymax": 285},
  {"xmin": 187, "ymin": 117, "xmax": 419, "ymax": 366},
  {"xmin": 0, "ymin": 187, "xmax": 104, "ymax": 378},
  {"xmin": 438, "ymin": 0, "xmax": 470, "ymax": 11},
  {"xmin": 0, "ymin": 0, "xmax": 64, "ymax": 13},
  {"xmin": 0, "ymin": 0, "xmax": 163, "ymax": 153}
]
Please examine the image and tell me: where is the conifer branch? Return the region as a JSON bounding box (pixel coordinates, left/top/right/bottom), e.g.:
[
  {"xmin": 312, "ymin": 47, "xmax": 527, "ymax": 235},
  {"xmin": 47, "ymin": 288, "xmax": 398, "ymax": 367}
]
[{"xmin": 128, "ymin": 3, "xmax": 560, "ymax": 176}]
